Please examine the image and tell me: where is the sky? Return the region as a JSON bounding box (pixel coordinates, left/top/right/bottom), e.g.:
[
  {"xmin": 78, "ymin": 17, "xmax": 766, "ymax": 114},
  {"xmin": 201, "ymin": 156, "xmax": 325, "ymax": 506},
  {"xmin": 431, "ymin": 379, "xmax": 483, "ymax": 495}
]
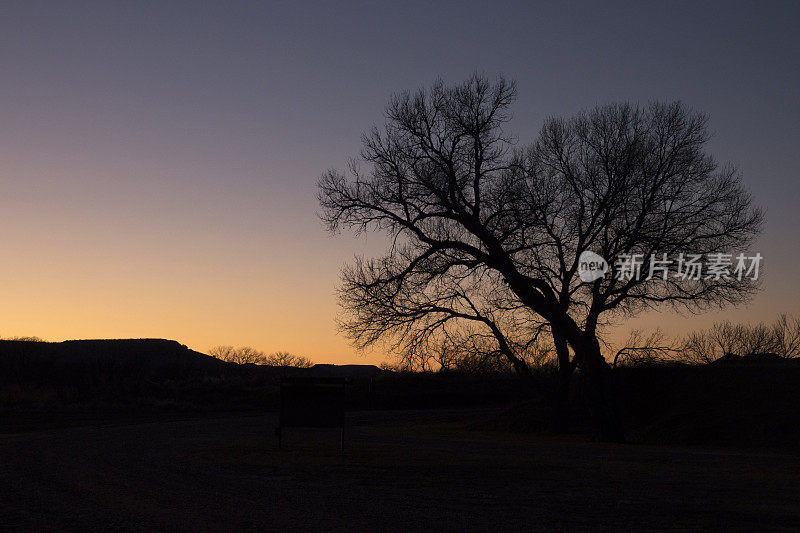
[{"xmin": 0, "ymin": 1, "xmax": 798, "ymax": 364}]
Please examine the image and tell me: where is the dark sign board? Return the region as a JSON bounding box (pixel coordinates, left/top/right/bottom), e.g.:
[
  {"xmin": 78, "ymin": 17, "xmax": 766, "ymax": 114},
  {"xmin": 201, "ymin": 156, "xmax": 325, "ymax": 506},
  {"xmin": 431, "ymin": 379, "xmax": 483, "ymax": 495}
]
[{"xmin": 279, "ymin": 377, "xmax": 346, "ymax": 430}]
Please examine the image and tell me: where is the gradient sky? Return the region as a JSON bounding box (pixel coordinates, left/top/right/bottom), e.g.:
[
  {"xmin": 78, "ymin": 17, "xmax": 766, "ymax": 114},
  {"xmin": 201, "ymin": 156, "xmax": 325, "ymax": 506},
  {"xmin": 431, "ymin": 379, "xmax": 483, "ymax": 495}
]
[{"xmin": 1, "ymin": 1, "xmax": 798, "ymax": 364}]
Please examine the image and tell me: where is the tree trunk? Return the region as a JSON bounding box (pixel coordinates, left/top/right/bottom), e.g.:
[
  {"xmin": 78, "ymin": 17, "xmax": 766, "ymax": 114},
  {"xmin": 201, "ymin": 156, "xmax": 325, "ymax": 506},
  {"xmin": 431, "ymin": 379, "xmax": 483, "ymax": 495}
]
[
  {"xmin": 574, "ymin": 336, "xmax": 625, "ymax": 443},
  {"xmin": 515, "ymin": 360, "xmax": 532, "ymax": 376},
  {"xmin": 551, "ymin": 332, "xmax": 573, "ymax": 433}
]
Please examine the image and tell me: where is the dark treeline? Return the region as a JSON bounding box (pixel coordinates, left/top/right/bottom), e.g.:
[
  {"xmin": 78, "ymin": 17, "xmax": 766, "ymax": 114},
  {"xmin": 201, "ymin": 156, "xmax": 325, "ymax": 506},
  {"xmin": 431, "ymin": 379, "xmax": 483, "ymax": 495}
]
[
  {"xmin": 382, "ymin": 315, "xmax": 800, "ymax": 373},
  {"xmin": 0, "ymin": 336, "xmax": 798, "ymax": 446}
]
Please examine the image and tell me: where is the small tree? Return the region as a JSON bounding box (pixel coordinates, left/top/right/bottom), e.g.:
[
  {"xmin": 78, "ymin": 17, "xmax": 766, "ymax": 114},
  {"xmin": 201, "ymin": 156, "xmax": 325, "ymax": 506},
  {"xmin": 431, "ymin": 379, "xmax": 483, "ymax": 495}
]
[
  {"xmin": 771, "ymin": 314, "xmax": 800, "ymax": 358},
  {"xmin": 209, "ymin": 345, "xmax": 267, "ymax": 365},
  {"xmin": 264, "ymin": 351, "xmax": 313, "ymax": 368},
  {"xmin": 681, "ymin": 314, "xmax": 800, "ymax": 363},
  {"xmin": 612, "ymin": 329, "xmax": 679, "ymax": 367}
]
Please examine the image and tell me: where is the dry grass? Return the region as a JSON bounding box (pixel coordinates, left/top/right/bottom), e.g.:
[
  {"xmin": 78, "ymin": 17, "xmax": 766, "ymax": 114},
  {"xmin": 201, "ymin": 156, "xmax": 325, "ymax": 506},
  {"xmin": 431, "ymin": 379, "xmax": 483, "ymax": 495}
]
[{"xmin": 2, "ymin": 409, "xmax": 799, "ymax": 530}]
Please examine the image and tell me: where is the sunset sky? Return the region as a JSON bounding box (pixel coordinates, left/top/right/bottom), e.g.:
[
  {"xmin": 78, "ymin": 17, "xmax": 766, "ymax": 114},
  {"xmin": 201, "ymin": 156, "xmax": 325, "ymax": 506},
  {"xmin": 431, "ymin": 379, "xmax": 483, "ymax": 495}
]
[{"xmin": 1, "ymin": 1, "xmax": 798, "ymax": 364}]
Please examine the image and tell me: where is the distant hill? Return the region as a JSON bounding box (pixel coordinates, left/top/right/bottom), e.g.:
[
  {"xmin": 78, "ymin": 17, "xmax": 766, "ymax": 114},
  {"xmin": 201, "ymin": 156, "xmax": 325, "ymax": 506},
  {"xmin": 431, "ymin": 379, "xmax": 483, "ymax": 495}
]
[
  {"xmin": 0, "ymin": 338, "xmax": 388, "ymax": 383},
  {"xmin": 0, "ymin": 338, "xmax": 390, "ymax": 416},
  {"xmin": 0, "ymin": 338, "xmax": 229, "ymax": 385},
  {"xmin": 710, "ymin": 352, "xmax": 790, "ymax": 366}
]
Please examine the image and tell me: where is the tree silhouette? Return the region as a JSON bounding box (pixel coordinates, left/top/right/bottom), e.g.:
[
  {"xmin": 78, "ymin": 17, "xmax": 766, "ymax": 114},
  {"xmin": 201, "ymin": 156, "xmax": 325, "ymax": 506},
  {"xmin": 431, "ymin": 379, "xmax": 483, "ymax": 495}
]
[
  {"xmin": 338, "ymin": 253, "xmax": 549, "ymax": 375},
  {"xmin": 612, "ymin": 329, "xmax": 679, "ymax": 367},
  {"xmin": 209, "ymin": 345, "xmax": 266, "ymax": 365},
  {"xmin": 264, "ymin": 351, "xmax": 313, "ymax": 368},
  {"xmin": 208, "ymin": 346, "xmax": 313, "ymax": 368},
  {"xmin": 319, "ymin": 74, "xmax": 762, "ymax": 441},
  {"xmin": 680, "ymin": 314, "xmax": 800, "ymax": 363}
]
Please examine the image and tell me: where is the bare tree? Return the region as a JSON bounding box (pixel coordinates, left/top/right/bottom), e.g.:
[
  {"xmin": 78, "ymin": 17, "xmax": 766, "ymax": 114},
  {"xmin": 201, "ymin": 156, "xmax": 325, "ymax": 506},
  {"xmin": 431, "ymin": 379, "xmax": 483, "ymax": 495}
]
[
  {"xmin": 209, "ymin": 345, "xmax": 267, "ymax": 365},
  {"xmin": 264, "ymin": 351, "xmax": 313, "ymax": 368},
  {"xmin": 771, "ymin": 314, "xmax": 800, "ymax": 358},
  {"xmin": 612, "ymin": 329, "xmax": 679, "ymax": 367},
  {"xmin": 209, "ymin": 347, "xmax": 314, "ymax": 368},
  {"xmin": 741, "ymin": 322, "xmax": 780, "ymax": 355},
  {"xmin": 386, "ymin": 322, "xmax": 556, "ymax": 374},
  {"xmin": 319, "ymin": 75, "xmax": 762, "ymax": 441},
  {"xmin": 680, "ymin": 314, "xmax": 800, "ymax": 363},
  {"xmin": 338, "ymin": 255, "xmax": 546, "ymax": 376},
  {"xmin": 430, "ymin": 334, "xmax": 459, "ymax": 372}
]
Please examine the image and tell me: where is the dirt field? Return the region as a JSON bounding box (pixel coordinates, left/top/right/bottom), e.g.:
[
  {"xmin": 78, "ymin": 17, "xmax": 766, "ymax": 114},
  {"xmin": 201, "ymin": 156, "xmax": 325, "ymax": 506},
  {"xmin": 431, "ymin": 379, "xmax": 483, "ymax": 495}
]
[{"xmin": 1, "ymin": 409, "xmax": 799, "ymax": 531}]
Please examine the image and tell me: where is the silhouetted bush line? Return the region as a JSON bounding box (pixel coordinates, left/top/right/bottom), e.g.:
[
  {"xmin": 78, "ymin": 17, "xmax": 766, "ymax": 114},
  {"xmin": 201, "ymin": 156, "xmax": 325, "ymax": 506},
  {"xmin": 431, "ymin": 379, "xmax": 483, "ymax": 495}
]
[
  {"xmin": 208, "ymin": 346, "xmax": 314, "ymax": 368},
  {"xmin": 1, "ymin": 338, "xmax": 798, "ymax": 447},
  {"xmin": 468, "ymin": 359, "xmax": 800, "ymax": 447},
  {"xmin": 380, "ymin": 315, "xmax": 800, "ymax": 373},
  {"xmin": 613, "ymin": 362, "xmax": 800, "ymax": 446},
  {"xmin": 0, "ymin": 339, "xmax": 528, "ymax": 416},
  {"xmin": 677, "ymin": 314, "xmax": 800, "ymax": 363}
]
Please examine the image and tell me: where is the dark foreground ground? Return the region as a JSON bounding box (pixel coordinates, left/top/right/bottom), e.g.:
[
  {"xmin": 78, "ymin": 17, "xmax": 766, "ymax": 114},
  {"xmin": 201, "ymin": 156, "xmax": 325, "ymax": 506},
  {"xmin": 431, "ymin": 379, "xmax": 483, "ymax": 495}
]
[{"xmin": 2, "ymin": 409, "xmax": 799, "ymax": 531}]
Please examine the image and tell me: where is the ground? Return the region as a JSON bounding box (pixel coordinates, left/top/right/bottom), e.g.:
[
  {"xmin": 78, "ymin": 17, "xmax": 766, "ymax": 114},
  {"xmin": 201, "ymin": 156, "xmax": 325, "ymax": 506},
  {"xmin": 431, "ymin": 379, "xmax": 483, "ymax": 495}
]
[{"xmin": 1, "ymin": 409, "xmax": 799, "ymax": 531}]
